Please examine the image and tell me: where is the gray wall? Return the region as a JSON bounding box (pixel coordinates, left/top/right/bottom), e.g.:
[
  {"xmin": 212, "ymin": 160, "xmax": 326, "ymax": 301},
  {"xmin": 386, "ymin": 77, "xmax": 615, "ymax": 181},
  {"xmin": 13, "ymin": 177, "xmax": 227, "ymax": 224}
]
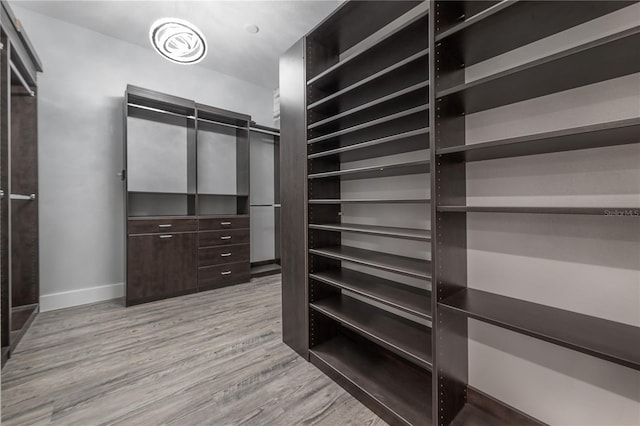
[{"xmin": 12, "ymin": 6, "xmax": 275, "ymax": 310}]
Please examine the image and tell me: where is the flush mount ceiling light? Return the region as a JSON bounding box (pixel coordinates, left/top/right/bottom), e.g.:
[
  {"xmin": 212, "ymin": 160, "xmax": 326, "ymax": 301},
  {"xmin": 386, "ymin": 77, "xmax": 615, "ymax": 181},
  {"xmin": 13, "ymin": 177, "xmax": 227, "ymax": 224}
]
[{"xmin": 150, "ymin": 18, "xmax": 207, "ymax": 65}]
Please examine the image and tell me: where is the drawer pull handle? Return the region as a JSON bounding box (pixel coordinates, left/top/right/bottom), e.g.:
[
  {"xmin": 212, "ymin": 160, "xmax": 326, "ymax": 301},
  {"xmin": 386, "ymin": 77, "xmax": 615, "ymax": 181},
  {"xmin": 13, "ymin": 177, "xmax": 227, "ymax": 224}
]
[
  {"xmin": 159, "ymin": 235, "xmax": 173, "ymax": 239},
  {"xmin": 220, "ymin": 236, "xmax": 232, "ymax": 240},
  {"xmin": 220, "ymin": 253, "xmax": 232, "ymax": 257},
  {"xmin": 221, "ymin": 271, "xmax": 232, "ymax": 276},
  {"xmin": 221, "ymin": 222, "xmax": 232, "ymax": 225},
  {"xmin": 158, "ymin": 224, "xmax": 172, "ymax": 228}
]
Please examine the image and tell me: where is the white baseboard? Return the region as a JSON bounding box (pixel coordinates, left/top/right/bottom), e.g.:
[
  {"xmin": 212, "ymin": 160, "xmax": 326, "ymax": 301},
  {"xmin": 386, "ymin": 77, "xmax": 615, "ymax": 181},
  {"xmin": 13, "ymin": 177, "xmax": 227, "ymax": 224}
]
[{"xmin": 39, "ymin": 282, "xmax": 124, "ymax": 312}]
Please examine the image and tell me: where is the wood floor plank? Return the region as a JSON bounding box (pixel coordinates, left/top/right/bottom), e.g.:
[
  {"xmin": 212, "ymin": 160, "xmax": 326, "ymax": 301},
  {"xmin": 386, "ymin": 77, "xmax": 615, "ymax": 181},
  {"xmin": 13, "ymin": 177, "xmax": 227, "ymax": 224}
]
[{"xmin": 1, "ymin": 275, "xmax": 386, "ymax": 425}]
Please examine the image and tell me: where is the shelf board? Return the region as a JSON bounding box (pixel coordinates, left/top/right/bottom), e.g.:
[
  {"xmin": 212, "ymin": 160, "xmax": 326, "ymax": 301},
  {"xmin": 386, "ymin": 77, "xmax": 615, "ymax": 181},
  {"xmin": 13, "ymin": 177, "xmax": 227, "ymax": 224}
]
[
  {"xmin": 308, "ymin": 160, "xmax": 429, "ymax": 181},
  {"xmin": 308, "ymin": 104, "xmax": 429, "ymax": 144},
  {"xmin": 436, "ymin": 118, "xmax": 640, "ymax": 161},
  {"xmin": 308, "ymin": 127, "xmax": 430, "ymax": 162},
  {"xmin": 310, "ymin": 268, "xmax": 431, "ymax": 320},
  {"xmin": 437, "ymin": 26, "xmax": 640, "ymax": 115},
  {"xmin": 306, "ymin": 1, "xmax": 422, "ymax": 60},
  {"xmin": 311, "ymin": 295, "xmax": 432, "ymax": 369},
  {"xmin": 308, "ymin": 10, "xmax": 428, "ymax": 86},
  {"xmin": 437, "ymin": 206, "xmax": 640, "ymax": 216},
  {"xmin": 440, "ymin": 288, "xmax": 640, "ymax": 371},
  {"xmin": 309, "ymin": 198, "xmax": 430, "ymax": 205},
  {"xmin": 308, "ymin": 81, "xmax": 429, "ymax": 130},
  {"xmin": 435, "ymin": 1, "xmax": 632, "ymax": 67},
  {"xmin": 309, "ymin": 245, "xmax": 431, "ymax": 280},
  {"xmin": 308, "ymin": 49, "xmax": 429, "ymax": 111},
  {"xmin": 309, "ymin": 223, "xmax": 431, "ymax": 242},
  {"xmin": 310, "ymin": 335, "xmax": 432, "ymax": 426}
]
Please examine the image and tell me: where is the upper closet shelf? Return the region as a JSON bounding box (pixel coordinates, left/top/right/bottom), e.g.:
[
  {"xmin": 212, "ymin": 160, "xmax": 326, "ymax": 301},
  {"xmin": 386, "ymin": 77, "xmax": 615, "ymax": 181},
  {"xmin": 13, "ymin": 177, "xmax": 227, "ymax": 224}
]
[
  {"xmin": 308, "ymin": 81, "xmax": 429, "ymax": 130},
  {"xmin": 436, "ymin": 26, "xmax": 640, "ymax": 114},
  {"xmin": 436, "ymin": 118, "xmax": 640, "ymax": 161},
  {"xmin": 435, "ymin": 0, "xmax": 634, "ymax": 66},
  {"xmin": 440, "ymin": 288, "xmax": 640, "ymax": 371},
  {"xmin": 307, "ymin": 49, "xmax": 429, "ymax": 111},
  {"xmin": 308, "ymin": 105, "xmax": 429, "ymax": 144},
  {"xmin": 307, "ymin": 10, "xmax": 428, "ymax": 86},
  {"xmin": 308, "ymin": 160, "xmax": 429, "ymax": 181}
]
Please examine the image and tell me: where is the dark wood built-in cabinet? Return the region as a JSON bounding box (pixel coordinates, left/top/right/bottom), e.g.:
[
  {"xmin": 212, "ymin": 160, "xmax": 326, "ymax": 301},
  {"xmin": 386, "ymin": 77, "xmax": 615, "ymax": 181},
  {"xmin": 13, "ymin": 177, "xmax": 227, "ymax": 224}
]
[
  {"xmin": 124, "ymin": 86, "xmax": 251, "ymax": 306},
  {"xmin": 1, "ymin": 0, "xmax": 42, "ymax": 367},
  {"xmin": 280, "ymin": 1, "xmax": 639, "ymax": 425}
]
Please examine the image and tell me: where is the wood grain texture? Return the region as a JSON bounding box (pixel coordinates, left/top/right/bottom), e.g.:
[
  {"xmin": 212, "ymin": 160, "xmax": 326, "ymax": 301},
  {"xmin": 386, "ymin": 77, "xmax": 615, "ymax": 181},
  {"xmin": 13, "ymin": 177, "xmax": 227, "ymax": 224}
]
[{"xmin": 1, "ymin": 275, "xmax": 386, "ymax": 426}]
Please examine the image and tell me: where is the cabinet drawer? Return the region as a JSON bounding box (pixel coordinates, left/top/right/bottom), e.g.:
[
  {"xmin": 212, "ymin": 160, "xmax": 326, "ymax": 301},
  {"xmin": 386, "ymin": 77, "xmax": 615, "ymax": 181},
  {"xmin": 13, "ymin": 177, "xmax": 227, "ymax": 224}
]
[
  {"xmin": 127, "ymin": 233, "xmax": 197, "ymax": 302},
  {"xmin": 199, "ymin": 216, "xmax": 249, "ymax": 231},
  {"xmin": 128, "ymin": 218, "xmax": 197, "ymax": 235},
  {"xmin": 198, "ymin": 262, "xmax": 250, "ymax": 289},
  {"xmin": 199, "ymin": 244, "xmax": 249, "ymax": 267},
  {"xmin": 199, "ymin": 229, "xmax": 250, "ymax": 247}
]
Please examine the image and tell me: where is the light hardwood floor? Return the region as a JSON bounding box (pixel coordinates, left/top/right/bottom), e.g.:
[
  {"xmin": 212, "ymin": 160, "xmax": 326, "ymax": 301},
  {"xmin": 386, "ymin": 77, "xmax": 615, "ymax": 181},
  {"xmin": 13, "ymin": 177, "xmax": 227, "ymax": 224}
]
[{"xmin": 1, "ymin": 275, "xmax": 386, "ymax": 426}]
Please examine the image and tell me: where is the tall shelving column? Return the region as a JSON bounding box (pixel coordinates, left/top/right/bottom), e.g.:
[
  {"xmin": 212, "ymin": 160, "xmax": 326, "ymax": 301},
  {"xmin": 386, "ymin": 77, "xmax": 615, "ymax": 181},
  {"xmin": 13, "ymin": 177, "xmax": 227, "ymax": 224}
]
[
  {"xmin": 432, "ymin": 1, "xmax": 640, "ymax": 425},
  {"xmin": 304, "ymin": 2, "xmax": 432, "ymax": 425}
]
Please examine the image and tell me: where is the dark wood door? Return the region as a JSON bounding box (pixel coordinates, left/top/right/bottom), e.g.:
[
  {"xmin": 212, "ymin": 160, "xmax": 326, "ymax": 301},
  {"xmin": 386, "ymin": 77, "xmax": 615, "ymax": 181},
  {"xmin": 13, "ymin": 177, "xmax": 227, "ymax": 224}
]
[{"xmin": 127, "ymin": 232, "xmax": 196, "ymax": 303}]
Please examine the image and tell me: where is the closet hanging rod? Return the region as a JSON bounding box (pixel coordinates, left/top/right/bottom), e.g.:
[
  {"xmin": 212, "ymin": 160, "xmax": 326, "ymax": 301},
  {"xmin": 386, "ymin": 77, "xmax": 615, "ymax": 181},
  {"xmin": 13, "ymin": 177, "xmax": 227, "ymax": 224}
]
[
  {"xmin": 250, "ymin": 204, "xmax": 281, "ymax": 207},
  {"xmin": 127, "ymin": 103, "xmax": 195, "ymax": 120},
  {"xmin": 10, "ymin": 193, "xmax": 36, "ymax": 200},
  {"xmin": 10, "ymin": 61, "xmax": 35, "ymax": 97},
  {"xmin": 249, "ymin": 127, "xmax": 280, "ymax": 137},
  {"xmin": 197, "ymin": 116, "xmax": 248, "ymax": 131}
]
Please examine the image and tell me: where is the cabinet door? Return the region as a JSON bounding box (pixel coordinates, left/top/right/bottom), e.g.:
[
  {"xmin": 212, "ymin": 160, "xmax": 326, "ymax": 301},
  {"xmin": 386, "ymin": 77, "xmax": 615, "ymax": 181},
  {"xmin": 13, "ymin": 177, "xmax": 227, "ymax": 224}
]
[{"xmin": 127, "ymin": 232, "xmax": 196, "ymax": 303}]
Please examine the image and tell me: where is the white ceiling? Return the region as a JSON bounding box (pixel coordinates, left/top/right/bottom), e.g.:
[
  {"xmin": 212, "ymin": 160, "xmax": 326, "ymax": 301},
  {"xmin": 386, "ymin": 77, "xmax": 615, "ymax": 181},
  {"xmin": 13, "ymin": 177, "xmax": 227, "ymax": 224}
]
[{"xmin": 11, "ymin": 0, "xmax": 343, "ymax": 89}]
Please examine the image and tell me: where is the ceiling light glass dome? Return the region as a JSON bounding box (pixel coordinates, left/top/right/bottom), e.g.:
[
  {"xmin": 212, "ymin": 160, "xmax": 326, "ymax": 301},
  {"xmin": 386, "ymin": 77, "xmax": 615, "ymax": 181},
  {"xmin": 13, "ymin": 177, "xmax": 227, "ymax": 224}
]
[{"xmin": 150, "ymin": 18, "xmax": 207, "ymax": 65}]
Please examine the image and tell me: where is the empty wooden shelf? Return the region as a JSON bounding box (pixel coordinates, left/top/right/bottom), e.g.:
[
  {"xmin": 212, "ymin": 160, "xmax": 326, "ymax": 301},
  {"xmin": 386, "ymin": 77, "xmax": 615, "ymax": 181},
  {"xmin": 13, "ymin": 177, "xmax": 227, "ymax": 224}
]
[
  {"xmin": 311, "ymin": 295, "xmax": 432, "ymax": 368},
  {"xmin": 436, "ymin": 118, "xmax": 640, "ymax": 161},
  {"xmin": 309, "ymin": 246, "xmax": 431, "ymax": 280},
  {"xmin": 307, "ymin": 160, "xmax": 429, "ymax": 180},
  {"xmin": 435, "ymin": 1, "xmax": 633, "ymax": 66},
  {"xmin": 310, "ymin": 268, "xmax": 431, "ymax": 319},
  {"xmin": 309, "ymin": 223, "xmax": 431, "ymax": 241},
  {"xmin": 309, "ymin": 198, "xmax": 430, "ymax": 205},
  {"xmin": 309, "ymin": 335, "xmax": 432, "ymax": 426},
  {"xmin": 437, "ymin": 26, "xmax": 640, "ymax": 114},
  {"xmin": 440, "ymin": 288, "xmax": 640, "ymax": 371},
  {"xmin": 437, "ymin": 206, "xmax": 640, "ymax": 216},
  {"xmin": 308, "ymin": 128, "xmax": 430, "ymax": 162}
]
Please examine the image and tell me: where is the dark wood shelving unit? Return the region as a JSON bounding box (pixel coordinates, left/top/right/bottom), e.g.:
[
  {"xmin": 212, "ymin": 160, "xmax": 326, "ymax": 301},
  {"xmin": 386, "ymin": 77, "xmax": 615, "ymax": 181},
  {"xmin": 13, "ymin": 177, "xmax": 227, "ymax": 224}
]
[
  {"xmin": 436, "ymin": 118, "xmax": 640, "ymax": 161},
  {"xmin": 310, "ymin": 246, "xmax": 431, "ymax": 280},
  {"xmin": 311, "ymin": 295, "xmax": 432, "ymax": 368},
  {"xmin": 440, "ymin": 288, "xmax": 640, "ymax": 371},
  {"xmin": 308, "ymin": 160, "xmax": 429, "ymax": 180},
  {"xmin": 432, "ymin": 1, "xmax": 640, "ymax": 425},
  {"xmin": 311, "ymin": 268, "xmax": 431, "ymax": 319},
  {"xmin": 280, "ymin": 2, "xmax": 434, "ymax": 424},
  {"xmin": 437, "ymin": 26, "xmax": 640, "ymax": 114},
  {"xmin": 309, "ymin": 223, "xmax": 431, "ymax": 241},
  {"xmin": 309, "ymin": 335, "xmax": 432, "ymax": 426}
]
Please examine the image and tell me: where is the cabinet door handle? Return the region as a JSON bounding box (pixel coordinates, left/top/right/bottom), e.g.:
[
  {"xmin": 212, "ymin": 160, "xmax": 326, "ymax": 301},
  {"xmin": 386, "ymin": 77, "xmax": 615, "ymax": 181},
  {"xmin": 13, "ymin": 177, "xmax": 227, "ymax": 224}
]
[
  {"xmin": 221, "ymin": 221, "xmax": 232, "ymax": 225},
  {"xmin": 220, "ymin": 253, "xmax": 232, "ymax": 257},
  {"xmin": 221, "ymin": 271, "xmax": 232, "ymax": 276},
  {"xmin": 220, "ymin": 236, "xmax": 232, "ymax": 240},
  {"xmin": 159, "ymin": 235, "xmax": 173, "ymax": 239},
  {"xmin": 158, "ymin": 224, "xmax": 172, "ymax": 228}
]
